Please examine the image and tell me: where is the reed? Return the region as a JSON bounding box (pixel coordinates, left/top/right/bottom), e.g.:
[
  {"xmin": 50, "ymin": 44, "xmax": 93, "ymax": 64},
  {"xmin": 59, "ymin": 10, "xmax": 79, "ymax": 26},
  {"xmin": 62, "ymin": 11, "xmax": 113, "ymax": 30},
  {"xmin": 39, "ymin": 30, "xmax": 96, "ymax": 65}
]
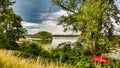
[{"xmin": 0, "ymin": 49, "xmax": 71, "ymax": 68}]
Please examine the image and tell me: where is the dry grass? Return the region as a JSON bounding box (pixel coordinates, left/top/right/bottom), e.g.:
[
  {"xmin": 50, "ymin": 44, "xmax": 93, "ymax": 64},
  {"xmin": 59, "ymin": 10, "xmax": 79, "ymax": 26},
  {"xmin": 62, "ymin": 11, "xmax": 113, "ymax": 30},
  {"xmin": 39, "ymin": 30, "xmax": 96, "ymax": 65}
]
[
  {"xmin": 0, "ymin": 49, "xmax": 71, "ymax": 68},
  {"xmin": 42, "ymin": 45, "xmax": 54, "ymax": 51}
]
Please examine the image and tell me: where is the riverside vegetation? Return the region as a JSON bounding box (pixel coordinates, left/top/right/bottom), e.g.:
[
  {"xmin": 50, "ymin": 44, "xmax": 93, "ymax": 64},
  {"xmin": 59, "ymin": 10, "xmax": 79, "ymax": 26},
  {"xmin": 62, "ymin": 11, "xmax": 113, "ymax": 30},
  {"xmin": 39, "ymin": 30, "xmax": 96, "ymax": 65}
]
[
  {"xmin": 1, "ymin": 41, "xmax": 120, "ymax": 68},
  {"xmin": 0, "ymin": 0, "xmax": 120, "ymax": 68}
]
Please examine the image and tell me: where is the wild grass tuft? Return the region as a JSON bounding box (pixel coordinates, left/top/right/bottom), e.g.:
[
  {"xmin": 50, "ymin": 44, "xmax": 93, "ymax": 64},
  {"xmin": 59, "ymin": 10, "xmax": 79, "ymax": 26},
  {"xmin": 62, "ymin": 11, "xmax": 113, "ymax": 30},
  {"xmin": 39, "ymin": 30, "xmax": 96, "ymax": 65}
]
[{"xmin": 0, "ymin": 49, "xmax": 72, "ymax": 68}]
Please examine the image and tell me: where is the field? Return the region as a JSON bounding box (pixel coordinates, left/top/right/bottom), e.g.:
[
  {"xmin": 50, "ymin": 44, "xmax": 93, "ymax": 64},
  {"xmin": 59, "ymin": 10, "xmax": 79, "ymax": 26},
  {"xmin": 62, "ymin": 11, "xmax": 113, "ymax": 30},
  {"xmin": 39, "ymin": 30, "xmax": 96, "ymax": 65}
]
[{"xmin": 0, "ymin": 49, "xmax": 72, "ymax": 68}]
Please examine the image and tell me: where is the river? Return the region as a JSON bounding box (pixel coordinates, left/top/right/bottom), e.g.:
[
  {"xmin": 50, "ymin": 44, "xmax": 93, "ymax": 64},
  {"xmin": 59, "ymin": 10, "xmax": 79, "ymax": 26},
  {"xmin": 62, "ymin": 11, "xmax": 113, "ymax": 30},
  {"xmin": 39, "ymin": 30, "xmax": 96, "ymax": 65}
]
[
  {"xmin": 51, "ymin": 37, "xmax": 78, "ymax": 46},
  {"xmin": 34, "ymin": 37, "xmax": 78, "ymax": 47}
]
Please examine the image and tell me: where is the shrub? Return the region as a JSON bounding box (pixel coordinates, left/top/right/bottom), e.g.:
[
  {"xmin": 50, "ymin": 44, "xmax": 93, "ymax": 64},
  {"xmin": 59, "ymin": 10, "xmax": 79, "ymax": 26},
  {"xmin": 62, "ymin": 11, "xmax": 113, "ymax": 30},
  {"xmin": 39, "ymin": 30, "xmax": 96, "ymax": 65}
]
[
  {"xmin": 0, "ymin": 33, "xmax": 19, "ymax": 50},
  {"xmin": 50, "ymin": 42, "xmax": 81, "ymax": 64},
  {"xmin": 18, "ymin": 42, "xmax": 50, "ymax": 58},
  {"xmin": 15, "ymin": 41, "xmax": 120, "ymax": 68},
  {"xmin": 76, "ymin": 56, "xmax": 92, "ymax": 68},
  {"xmin": 0, "ymin": 33, "xmax": 9, "ymax": 49}
]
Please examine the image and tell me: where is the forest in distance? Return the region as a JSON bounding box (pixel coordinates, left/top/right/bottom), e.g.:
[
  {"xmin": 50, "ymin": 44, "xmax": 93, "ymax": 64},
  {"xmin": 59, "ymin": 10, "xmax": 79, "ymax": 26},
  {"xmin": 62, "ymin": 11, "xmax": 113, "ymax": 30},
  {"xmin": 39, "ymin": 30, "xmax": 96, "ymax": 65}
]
[
  {"xmin": 27, "ymin": 33, "xmax": 120, "ymax": 37},
  {"xmin": 27, "ymin": 34, "xmax": 79, "ymax": 37}
]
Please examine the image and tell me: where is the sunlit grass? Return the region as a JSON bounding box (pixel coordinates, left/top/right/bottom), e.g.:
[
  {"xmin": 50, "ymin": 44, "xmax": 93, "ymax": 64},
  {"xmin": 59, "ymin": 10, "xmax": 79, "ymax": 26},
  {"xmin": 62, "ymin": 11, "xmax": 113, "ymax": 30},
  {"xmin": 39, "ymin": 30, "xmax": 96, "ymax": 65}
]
[{"xmin": 0, "ymin": 49, "xmax": 72, "ymax": 68}]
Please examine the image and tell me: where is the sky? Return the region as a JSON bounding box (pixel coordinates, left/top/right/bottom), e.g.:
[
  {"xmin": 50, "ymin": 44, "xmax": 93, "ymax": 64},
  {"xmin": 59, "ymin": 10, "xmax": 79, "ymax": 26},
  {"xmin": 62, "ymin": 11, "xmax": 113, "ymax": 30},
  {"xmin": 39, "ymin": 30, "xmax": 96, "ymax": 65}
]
[
  {"xmin": 12, "ymin": 0, "xmax": 120, "ymax": 35},
  {"xmin": 12, "ymin": 0, "xmax": 74, "ymax": 35}
]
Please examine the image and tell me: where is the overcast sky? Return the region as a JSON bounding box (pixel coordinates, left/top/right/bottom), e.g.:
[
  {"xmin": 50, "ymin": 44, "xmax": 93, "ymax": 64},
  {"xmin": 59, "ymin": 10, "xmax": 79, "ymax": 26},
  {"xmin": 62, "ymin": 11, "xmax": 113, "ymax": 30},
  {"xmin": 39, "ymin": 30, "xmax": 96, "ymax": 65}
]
[{"xmin": 12, "ymin": 0, "xmax": 120, "ymax": 35}]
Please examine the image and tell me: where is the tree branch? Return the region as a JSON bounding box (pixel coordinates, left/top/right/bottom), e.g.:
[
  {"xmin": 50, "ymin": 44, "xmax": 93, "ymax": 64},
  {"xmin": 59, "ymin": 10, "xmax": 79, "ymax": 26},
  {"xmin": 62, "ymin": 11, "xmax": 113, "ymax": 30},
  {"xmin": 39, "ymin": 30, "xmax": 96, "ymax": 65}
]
[{"xmin": 59, "ymin": 4, "xmax": 77, "ymax": 13}]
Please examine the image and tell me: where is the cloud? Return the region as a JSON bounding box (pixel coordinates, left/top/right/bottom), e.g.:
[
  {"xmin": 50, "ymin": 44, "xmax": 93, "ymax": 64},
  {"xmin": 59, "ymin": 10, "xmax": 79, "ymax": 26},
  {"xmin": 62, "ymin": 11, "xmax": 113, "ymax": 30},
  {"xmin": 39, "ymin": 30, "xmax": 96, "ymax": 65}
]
[
  {"xmin": 21, "ymin": 10, "xmax": 73, "ymax": 35},
  {"xmin": 22, "ymin": 20, "xmax": 74, "ymax": 35},
  {"xmin": 116, "ymin": 0, "xmax": 120, "ymax": 9},
  {"xmin": 24, "ymin": 1, "xmax": 33, "ymax": 6},
  {"xmin": 39, "ymin": 10, "xmax": 68, "ymax": 21},
  {"xmin": 113, "ymin": 23, "xmax": 120, "ymax": 35},
  {"xmin": 21, "ymin": 9, "xmax": 120, "ymax": 35}
]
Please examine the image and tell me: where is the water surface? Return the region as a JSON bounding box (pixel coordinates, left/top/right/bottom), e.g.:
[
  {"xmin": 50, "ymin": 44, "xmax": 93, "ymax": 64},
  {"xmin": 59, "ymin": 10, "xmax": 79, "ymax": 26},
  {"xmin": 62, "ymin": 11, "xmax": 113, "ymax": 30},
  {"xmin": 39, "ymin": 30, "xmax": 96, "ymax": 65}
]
[
  {"xmin": 51, "ymin": 37, "xmax": 78, "ymax": 46},
  {"xmin": 35, "ymin": 37, "xmax": 78, "ymax": 47}
]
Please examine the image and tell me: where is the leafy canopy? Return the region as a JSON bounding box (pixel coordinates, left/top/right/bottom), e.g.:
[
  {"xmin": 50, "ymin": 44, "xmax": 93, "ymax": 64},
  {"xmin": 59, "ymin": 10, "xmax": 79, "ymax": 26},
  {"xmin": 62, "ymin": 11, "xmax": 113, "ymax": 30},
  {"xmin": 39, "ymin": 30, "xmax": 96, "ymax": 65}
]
[
  {"xmin": 51, "ymin": 0, "xmax": 120, "ymax": 55},
  {"xmin": 0, "ymin": 0, "xmax": 26, "ymax": 49}
]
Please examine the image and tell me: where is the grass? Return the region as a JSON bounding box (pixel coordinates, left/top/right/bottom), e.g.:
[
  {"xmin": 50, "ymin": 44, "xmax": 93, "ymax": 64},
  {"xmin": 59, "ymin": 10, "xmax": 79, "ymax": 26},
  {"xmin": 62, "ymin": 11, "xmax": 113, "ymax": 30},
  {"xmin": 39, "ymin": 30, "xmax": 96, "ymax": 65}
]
[
  {"xmin": 0, "ymin": 49, "xmax": 120, "ymax": 68},
  {"xmin": 0, "ymin": 49, "xmax": 72, "ymax": 68},
  {"xmin": 1, "ymin": 41, "xmax": 120, "ymax": 68}
]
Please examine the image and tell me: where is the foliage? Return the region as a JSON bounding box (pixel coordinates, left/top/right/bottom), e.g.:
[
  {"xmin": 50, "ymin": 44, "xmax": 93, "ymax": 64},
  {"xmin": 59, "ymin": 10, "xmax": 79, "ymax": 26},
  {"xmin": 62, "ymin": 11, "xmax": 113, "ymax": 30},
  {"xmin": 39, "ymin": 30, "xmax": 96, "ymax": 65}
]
[
  {"xmin": 0, "ymin": 33, "xmax": 9, "ymax": 48},
  {"xmin": 1, "ymin": 46, "xmax": 120, "ymax": 68},
  {"xmin": 112, "ymin": 35, "xmax": 120, "ymax": 47},
  {"xmin": 0, "ymin": 0, "xmax": 26, "ymax": 49},
  {"xmin": 50, "ymin": 42, "xmax": 82, "ymax": 64},
  {"xmin": 32, "ymin": 31, "xmax": 52, "ymax": 40},
  {"xmin": 76, "ymin": 56, "xmax": 92, "ymax": 68},
  {"xmin": 51, "ymin": 0, "xmax": 120, "ymax": 55},
  {"xmin": 18, "ymin": 42, "xmax": 50, "ymax": 58},
  {"xmin": 51, "ymin": 42, "xmax": 120, "ymax": 68},
  {"xmin": 49, "ymin": 42, "xmax": 120, "ymax": 68},
  {"xmin": 18, "ymin": 42, "xmax": 81, "ymax": 65},
  {"xmin": 3, "ymin": 41, "xmax": 120, "ymax": 68}
]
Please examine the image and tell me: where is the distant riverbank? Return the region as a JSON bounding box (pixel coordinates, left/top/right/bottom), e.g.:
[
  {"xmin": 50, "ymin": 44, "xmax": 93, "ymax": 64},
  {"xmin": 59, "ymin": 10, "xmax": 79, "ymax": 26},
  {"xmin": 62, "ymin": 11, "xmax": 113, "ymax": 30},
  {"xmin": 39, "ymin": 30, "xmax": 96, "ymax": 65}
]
[
  {"xmin": 52, "ymin": 35, "xmax": 79, "ymax": 37},
  {"xmin": 26, "ymin": 34, "xmax": 79, "ymax": 37},
  {"xmin": 18, "ymin": 37, "xmax": 78, "ymax": 47}
]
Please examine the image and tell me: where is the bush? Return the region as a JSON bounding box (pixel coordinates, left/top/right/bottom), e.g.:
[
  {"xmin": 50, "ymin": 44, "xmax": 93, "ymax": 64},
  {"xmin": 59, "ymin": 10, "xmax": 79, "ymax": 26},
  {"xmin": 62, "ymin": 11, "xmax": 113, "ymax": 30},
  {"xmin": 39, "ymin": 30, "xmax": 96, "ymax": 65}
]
[
  {"xmin": 14, "ymin": 41, "xmax": 120, "ymax": 68},
  {"xmin": 50, "ymin": 42, "xmax": 81, "ymax": 64},
  {"xmin": 0, "ymin": 33, "xmax": 9, "ymax": 49},
  {"xmin": 3, "ymin": 41, "xmax": 120, "ymax": 68},
  {"xmin": 76, "ymin": 56, "xmax": 92, "ymax": 68},
  {"xmin": 18, "ymin": 42, "xmax": 50, "ymax": 58},
  {"xmin": 0, "ymin": 33, "xmax": 19, "ymax": 50}
]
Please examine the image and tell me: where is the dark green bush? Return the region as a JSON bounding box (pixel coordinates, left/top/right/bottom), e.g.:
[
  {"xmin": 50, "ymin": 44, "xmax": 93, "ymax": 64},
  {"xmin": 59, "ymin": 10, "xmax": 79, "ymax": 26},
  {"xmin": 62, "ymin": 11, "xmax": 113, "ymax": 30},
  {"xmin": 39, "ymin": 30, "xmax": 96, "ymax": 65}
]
[
  {"xmin": 18, "ymin": 42, "xmax": 50, "ymax": 58},
  {"xmin": 0, "ymin": 33, "xmax": 19, "ymax": 50},
  {"xmin": 0, "ymin": 33, "xmax": 9, "ymax": 49},
  {"xmin": 50, "ymin": 42, "xmax": 81, "ymax": 64}
]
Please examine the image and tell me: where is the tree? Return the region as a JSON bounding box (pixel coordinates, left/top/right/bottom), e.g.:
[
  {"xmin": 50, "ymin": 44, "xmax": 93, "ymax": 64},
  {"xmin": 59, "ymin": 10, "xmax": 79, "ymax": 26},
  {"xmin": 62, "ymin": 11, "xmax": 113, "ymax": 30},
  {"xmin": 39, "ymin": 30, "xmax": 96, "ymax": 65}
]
[
  {"xmin": 0, "ymin": 0, "xmax": 26, "ymax": 49},
  {"xmin": 32, "ymin": 31, "xmax": 52, "ymax": 40},
  {"xmin": 51, "ymin": 0, "xmax": 120, "ymax": 55}
]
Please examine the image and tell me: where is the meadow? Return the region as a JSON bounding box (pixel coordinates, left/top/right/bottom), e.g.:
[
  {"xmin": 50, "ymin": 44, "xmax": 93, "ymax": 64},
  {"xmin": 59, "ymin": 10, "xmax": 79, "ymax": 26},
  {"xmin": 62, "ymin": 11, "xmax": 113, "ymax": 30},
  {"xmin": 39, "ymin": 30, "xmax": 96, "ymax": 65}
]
[{"xmin": 0, "ymin": 49, "xmax": 73, "ymax": 68}]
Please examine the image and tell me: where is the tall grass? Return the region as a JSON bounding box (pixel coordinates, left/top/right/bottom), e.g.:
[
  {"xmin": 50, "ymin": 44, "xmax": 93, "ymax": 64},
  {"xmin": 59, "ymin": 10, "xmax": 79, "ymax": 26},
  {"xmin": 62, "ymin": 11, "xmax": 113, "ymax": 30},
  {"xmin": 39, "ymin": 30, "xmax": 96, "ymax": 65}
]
[{"xmin": 0, "ymin": 49, "xmax": 72, "ymax": 68}]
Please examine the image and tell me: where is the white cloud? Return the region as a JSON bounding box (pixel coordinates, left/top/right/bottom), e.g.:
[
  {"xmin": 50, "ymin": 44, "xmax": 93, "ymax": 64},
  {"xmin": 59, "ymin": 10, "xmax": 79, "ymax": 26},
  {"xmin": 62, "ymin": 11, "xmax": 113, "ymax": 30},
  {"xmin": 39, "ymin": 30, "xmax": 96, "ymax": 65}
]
[
  {"xmin": 52, "ymin": 10, "xmax": 68, "ymax": 17},
  {"xmin": 22, "ymin": 21, "xmax": 39, "ymax": 27},
  {"xmin": 21, "ymin": 10, "xmax": 75, "ymax": 35},
  {"xmin": 39, "ymin": 10, "xmax": 68, "ymax": 20},
  {"xmin": 22, "ymin": 20, "xmax": 74, "ymax": 35},
  {"xmin": 113, "ymin": 23, "xmax": 120, "ymax": 35}
]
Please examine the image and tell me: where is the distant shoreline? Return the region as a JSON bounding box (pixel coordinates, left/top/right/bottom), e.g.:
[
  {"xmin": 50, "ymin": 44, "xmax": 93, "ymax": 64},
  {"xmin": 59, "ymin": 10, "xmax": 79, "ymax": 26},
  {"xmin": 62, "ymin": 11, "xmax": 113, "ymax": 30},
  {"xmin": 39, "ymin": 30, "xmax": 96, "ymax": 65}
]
[
  {"xmin": 52, "ymin": 35, "xmax": 78, "ymax": 37},
  {"xmin": 26, "ymin": 35, "xmax": 79, "ymax": 37}
]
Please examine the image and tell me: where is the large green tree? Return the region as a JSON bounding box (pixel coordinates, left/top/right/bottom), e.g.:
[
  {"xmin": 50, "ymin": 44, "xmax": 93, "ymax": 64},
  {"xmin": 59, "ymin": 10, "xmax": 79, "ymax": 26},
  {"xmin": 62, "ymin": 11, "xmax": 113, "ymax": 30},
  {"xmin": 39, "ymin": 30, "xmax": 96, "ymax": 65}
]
[
  {"xmin": 51, "ymin": 0, "xmax": 120, "ymax": 55},
  {"xmin": 0, "ymin": 0, "xmax": 26, "ymax": 49}
]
